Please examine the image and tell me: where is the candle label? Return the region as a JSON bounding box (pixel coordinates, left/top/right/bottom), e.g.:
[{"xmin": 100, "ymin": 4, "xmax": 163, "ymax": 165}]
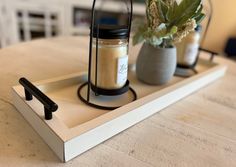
[
  {"xmin": 117, "ymin": 56, "xmax": 128, "ymax": 85},
  {"xmin": 184, "ymin": 44, "xmax": 199, "ymax": 65}
]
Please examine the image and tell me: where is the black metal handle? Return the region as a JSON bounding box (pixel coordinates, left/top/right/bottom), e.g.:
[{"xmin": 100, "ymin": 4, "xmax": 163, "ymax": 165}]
[{"xmin": 19, "ymin": 77, "xmax": 58, "ymax": 120}]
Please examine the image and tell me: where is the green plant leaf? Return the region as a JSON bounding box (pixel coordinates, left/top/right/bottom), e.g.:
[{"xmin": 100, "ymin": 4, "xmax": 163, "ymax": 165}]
[
  {"xmin": 160, "ymin": 26, "xmax": 177, "ymax": 39},
  {"xmin": 133, "ymin": 33, "xmax": 144, "ymax": 45},
  {"xmin": 175, "ymin": 0, "xmax": 201, "ymax": 18},
  {"xmin": 195, "ymin": 13, "xmax": 206, "ymax": 24},
  {"xmin": 170, "ymin": 26, "xmax": 178, "ymax": 35},
  {"xmin": 169, "ymin": 0, "xmax": 202, "ymax": 27},
  {"xmin": 161, "ymin": 1, "xmax": 169, "ymax": 21},
  {"xmin": 167, "ymin": 1, "xmax": 178, "ymax": 21},
  {"xmin": 146, "ymin": 36, "xmax": 163, "ymax": 47},
  {"xmin": 157, "ymin": 0, "xmax": 168, "ymax": 22},
  {"xmin": 191, "ymin": 4, "xmax": 205, "ymax": 24},
  {"xmin": 195, "ymin": 4, "xmax": 203, "ymax": 17},
  {"xmin": 132, "ymin": 24, "xmax": 147, "ymax": 45}
]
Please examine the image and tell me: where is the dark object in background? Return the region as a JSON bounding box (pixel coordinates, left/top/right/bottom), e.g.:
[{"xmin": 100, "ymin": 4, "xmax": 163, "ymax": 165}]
[{"xmin": 225, "ymin": 38, "xmax": 236, "ymax": 57}]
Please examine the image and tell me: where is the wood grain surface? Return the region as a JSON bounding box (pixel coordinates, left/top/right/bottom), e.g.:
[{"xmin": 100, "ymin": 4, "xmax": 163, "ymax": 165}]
[{"xmin": 0, "ymin": 36, "xmax": 236, "ymax": 166}]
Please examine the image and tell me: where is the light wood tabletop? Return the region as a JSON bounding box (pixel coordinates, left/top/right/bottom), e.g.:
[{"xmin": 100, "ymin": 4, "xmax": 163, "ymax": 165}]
[{"xmin": 0, "ymin": 36, "xmax": 236, "ymax": 167}]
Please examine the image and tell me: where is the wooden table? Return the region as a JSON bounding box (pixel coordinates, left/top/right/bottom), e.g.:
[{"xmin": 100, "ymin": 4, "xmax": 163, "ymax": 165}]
[{"xmin": 1, "ymin": 36, "xmax": 236, "ymax": 167}]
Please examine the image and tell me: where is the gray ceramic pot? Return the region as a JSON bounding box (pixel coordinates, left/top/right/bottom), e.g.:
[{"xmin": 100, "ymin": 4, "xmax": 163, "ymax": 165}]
[{"xmin": 136, "ymin": 43, "xmax": 177, "ymax": 85}]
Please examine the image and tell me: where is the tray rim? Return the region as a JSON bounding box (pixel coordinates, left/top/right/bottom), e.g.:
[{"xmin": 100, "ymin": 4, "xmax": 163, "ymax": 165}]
[{"xmin": 12, "ymin": 59, "xmax": 227, "ymax": 141}]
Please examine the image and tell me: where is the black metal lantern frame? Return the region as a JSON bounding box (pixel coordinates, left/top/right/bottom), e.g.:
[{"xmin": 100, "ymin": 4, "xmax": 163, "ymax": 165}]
[
  {"xmin": 175, "ymin": 0, "xmax": 217, "ymax": 78},
  {"xmin": 78, "ymin": 0, "xmax": 137, "ymax": 110}
]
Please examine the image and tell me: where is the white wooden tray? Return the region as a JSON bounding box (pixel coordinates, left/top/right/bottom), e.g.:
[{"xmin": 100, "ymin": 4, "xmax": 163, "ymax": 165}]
[{"xmin": 12, "ymin": 58, "xmax": 227, "ymax": 162}]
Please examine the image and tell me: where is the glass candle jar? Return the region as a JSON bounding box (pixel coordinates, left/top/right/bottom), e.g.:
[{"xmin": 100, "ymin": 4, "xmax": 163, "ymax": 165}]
[
  {"xmin": 176, "ymin": 25, "xmax": 202, "ymax": 67},
  {"xmin": 91, "ymin": 25, "xmax": 129, "ymax": 90}
]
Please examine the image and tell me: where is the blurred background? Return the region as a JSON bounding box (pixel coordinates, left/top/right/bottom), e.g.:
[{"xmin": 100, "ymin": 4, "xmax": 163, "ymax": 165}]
[{"xmin": 0, "ymin": 0, "xmax": 235, "ymax": 59}]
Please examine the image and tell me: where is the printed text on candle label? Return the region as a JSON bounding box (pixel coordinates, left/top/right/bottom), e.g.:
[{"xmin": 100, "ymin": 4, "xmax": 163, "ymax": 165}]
[{"xmin": 117, "ymin": 56, "xmax": 128, "ymax": 85}]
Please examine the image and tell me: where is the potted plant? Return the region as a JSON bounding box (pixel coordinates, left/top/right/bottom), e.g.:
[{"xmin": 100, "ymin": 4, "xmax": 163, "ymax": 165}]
[{"xmin": 133, "ymin": 0, "xmax": 205, "ymax": 85}]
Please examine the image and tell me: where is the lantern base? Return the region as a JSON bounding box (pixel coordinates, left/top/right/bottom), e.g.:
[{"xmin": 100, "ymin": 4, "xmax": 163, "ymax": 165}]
[
  {"xmin": 77, "ymin": 81, "xmax": 137, "ymax": 110},
  {"xmin": 175, "ymin": 65, "xmax": 198, "ymax": 78},
  {"xmin": 91, "ymin": 81, "xmax": 130, "ymax": 96}
]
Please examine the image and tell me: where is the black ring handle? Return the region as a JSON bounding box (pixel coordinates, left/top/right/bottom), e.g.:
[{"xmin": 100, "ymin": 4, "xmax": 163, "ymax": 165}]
[
  {"xmin": 78, "ymin": 82, "xmax": 137, "ymax": 110},
  {"xmin": 91, "ymin": 81, "xmax": 130, "ymax": 96},
  {"xmin": 19, "ymin": 78, "xmax": 58, "ymax": 120}
]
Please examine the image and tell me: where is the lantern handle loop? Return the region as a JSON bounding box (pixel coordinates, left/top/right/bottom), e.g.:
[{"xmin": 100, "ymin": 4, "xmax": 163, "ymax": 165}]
[{"xmin": 87, "ymin": 0, "xmax": 133, "ymax": 101}]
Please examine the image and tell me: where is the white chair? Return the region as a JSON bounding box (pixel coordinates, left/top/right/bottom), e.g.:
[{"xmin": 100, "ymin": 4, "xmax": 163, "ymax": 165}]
[
  {"xmin": 6, "ymin": 1, "xmax": 65, "ymax": 44},
  {"xmin": 0, "ymin": 2, "xmax": 7, "ymax": 48}
]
